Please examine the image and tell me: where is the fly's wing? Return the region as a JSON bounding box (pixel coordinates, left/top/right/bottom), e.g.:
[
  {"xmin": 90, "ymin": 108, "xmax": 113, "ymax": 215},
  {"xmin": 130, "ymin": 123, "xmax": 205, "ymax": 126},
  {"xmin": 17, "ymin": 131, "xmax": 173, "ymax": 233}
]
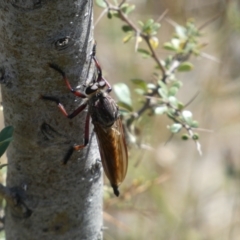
[{"xmin": 94, "ymin": 117, "xmax": 128, "ymax": 196}]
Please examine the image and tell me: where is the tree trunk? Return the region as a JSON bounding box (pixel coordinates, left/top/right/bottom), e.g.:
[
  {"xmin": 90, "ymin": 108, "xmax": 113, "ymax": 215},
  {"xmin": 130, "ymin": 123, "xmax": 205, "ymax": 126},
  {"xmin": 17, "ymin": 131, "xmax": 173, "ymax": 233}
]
[{"xmin": 0, "ymin": 1, "xmax": 103, "ymax": 239}]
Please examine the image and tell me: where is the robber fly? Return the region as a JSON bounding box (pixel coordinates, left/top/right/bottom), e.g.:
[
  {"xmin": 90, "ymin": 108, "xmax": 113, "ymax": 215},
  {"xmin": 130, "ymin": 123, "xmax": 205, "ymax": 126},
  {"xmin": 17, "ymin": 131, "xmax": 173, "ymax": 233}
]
[{"xmin": 41, "ymin": 44, "xmax": 128, "ymax": 196}]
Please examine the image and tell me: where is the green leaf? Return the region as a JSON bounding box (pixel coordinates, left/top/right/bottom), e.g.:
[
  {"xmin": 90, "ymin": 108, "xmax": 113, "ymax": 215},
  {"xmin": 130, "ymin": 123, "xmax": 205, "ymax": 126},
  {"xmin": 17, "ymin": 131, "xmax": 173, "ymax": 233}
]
[
  {"xmin": 168, "ymin": 96, "xmax": 178, "ymax": 108},
  {"xmin": 168, "ymin": 123, "xmax": 182, "ymax": 133},
  {"xmin": 140, "ymin": 19, "xmax": 159, "ymax": 35},
  {"xmin": 117, "ymin": 101, "xmax": 133, "ymax": 112},
  {"xmin": 177, "ymin": 62, "xmax": 194, "ymax": 72},
  {"xmin": 163, "ymin": 42, "xmax": 178, "ymax": 51},
  {"xmin": 107, "ymin": 12, "xmax": 112, "ymax": 19},
  {"xmin": 172, "ymin": 80, "xmax": 183, "ymax": 89},
  {"xmin": 192, "ymin": 133, "xmax": 199, "ymax": 140},
  {"xmin": 122, "ymin": 25, "xmax": 133, "ymax": 32},
  {"xmin": 145, "ymin": 19, "xmax": 154, "ymax": 27},
  {"xmin": 153, "ymin": 23, "xmax": 161, "ymax": 31},
  {"xmin": 134, "ymin": 88, "xmax": 145, "ymax": 95},
  {"xmin": 167, "ymin": 109, "xmax": 176, "ymax": 118},
  {"xmin": 0, "ymin": 137, "xmax": 13, "ymax": 146},
  {"xmin": 191, "ymin": 120, "xmax": 199, "ymax": 128},
  {"xmin": 177, "ymin": 102, "xmax": 184, "ymax": 110},
  {"xmin": 138, "ymin": 21, "xmax": 144, "ymax": 27},
  {"xmin": 113, "ymin": 83, "xmax": 132, "ymax": 107},
  {"xmin": 175, "ymin": 26, "xmax": 187, "ymax": 39},
  {"xmin": 0, "ymin": 126, "xmax": 14, "ymax": 158},
  {"xmin": 137, "ymin": 48, "xmax": 151, "ymax": 58},
  {"xmin": 182, "ymin": 134, "xmax": 189, "ymax": 140},
  {"xmin": 158, "ymin": 80, "xmax": 167, "ymax": 91},
  {"xmin": 168, "ymin": 86, "xmax": 178, "ymax": 96},
  {"xmin": 123, "ymin": 33, "xmax": 133, "ymax": 43},
  {"xmin": 131, "ymin": 79, "xmax": 148, "ymax": 91},
  {"xmin": 158, "ymin": 88, "xmax": 168, "ymax": 100},
  {"xmin": 147, "ymin": 83, "xmax": 156, "ymax": 90},
  {"xmin": 182, "ymin": 110, "xmax": 193, "ymax": 124},
  {"xmin": 120, "ymin": 3, "xmax": 135, "ymax": 15},
  {"xmin": 171, "ymin": 38, "xmax": 181, "ymax": 49},
  {"xmin": 155, "ymin": 106, "xmax": 167, "ymax": 115},
  {"xmin": 112, "ymin": 12, "xmax": 120, "ymax": 18},
  {"xmin": 95, "ymin": 0, "xmax": 107, "ymax": 8},
  {"xmin": 158, "ymin": 81, "xmax": 168, "ymax": 100}
]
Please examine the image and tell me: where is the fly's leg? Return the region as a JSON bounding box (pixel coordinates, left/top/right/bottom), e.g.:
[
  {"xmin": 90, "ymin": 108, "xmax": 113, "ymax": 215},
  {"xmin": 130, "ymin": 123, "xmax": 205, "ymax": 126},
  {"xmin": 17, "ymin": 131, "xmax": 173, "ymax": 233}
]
[
  {"xmin": 41, "ymin": 95, "xmax": 87, "ymax": 119},
  {"xmin": 42, "ymin": 64, "xmax": 91, "ymax": 164},
  {"xmin": 91, "ymin": 44, "xmax": 112, "ymax": 93},
  {"xmin": 49, "ymin": 63, "xmax": 87, "ymax": 98},
  {"xmin": 41, "ymin": 96, "xmax": 89, "ymax": 164},
  {"xmin": 63, "ymin": 113, "xmax": 90, "ymax": 164}
]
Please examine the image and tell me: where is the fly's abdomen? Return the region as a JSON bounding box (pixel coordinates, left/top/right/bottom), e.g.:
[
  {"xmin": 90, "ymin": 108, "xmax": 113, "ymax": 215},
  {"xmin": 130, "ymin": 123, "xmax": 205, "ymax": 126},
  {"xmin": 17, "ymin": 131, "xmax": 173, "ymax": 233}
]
[{"xmin": 94, "ymin": 118, "xmax": 128, "ymax": 196}]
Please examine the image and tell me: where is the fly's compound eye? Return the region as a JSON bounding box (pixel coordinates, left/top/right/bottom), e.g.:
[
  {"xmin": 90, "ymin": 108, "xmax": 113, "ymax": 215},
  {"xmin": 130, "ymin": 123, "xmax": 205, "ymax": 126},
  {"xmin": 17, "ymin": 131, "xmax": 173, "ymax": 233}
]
[
  {"xmin": 86, "ymin": 83, "xmax": 99, "ymax": 95},
  {"xmin": 98, "ymin": 80, "xmax": 106, "ymax": 88}
]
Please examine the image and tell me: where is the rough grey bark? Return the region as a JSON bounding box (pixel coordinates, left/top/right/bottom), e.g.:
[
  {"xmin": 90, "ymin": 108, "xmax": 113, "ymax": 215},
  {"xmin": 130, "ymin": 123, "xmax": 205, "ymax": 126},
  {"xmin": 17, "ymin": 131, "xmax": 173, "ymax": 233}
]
[{"xmin": 0, "ymin": 1, "xmax": 103, "ymax": 239}]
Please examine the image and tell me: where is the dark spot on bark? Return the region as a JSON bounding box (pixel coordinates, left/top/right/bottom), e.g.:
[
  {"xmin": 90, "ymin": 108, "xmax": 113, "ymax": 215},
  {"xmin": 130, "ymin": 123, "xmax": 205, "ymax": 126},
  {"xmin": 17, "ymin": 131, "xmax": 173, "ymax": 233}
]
[
  {"xmin": 42, "ymin": 228, "xmax": 48, "ymax": 232},
  {"xmin": 11, "ymin": 0, "xmax": 42, "ymax": 11},
  {"xmin": 0, "ymin": 67, "xmax": 5, "ymax": 83},
  {"xmin": 8, "ymin": 187, "xmax": 32, "ymax": 219},
  {"xmin": 54, "ymin": 225, "xmax": 62, "ymax": 231},
  {"xmin": 54, "ymin": 37, "xmax": 71, "ymax": 50},
  {"xmin": 23, "ymin": 208, "xmax": 32, "ymax": 218},
  {"xmin": 50, "ymin": 212, "xmax": 71, "ymax": 234},
  {"xmin": 40, "ymin": 123, "xmax": 61, "ymax": 141},
  {"xmin": 0, "ymin": 67, "xmax": 12, "ymax": 87},
  {"xmin": 15, "ymin": 163, "xmax": 21, "ymax": 171},
  {"xmin": 90, "ymin": 158, "xmax": 102, "ymax": 180}
]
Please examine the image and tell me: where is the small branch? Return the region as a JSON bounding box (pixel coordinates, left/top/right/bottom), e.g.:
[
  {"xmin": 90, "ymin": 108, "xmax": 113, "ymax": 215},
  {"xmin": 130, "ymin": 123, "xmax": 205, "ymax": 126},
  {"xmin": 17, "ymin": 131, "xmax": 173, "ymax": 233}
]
[
  {"xmin": 142, "ymin": 35, "xmax": 166, "ymax": 75},
  {"xmin": 119, "ymin": 0, "xmax": 127, "ymax": 7},
  {"xmin": 108, "ymin": 5, "xmax": 166, "ymax": 76},
  {"xmin": 94, "ymin": 8, "xmax": 108, "ymax": 26},
  {"xmin": 127, "ymin": 57, "xmax": 182, "ymax": 125},
  {"xmin": 156, "ymin": 9, "xmax": 169, "ymax": 23},
  {"xmin": 98, "ymin": 1, "xmax": 204, "ymax": 155},
  {"xmin": 103, "ymin": 0, "xmax": 110, "ymax": 8},
  {"xmin": 103, "ymin": 211, "xmax": 130, "ymax": 231},
  {"xmin": 184, "ymin": 91, "xmax": 200, "ymax": 108},
  {"xmin": 198, "ymin": 12, "xmax": 223, "ymax": 30}
]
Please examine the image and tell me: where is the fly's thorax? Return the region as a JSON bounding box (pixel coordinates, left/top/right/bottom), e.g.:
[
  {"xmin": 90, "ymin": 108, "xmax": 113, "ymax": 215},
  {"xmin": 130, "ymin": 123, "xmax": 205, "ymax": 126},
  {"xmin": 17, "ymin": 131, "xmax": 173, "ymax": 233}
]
[{"xmin": 88, "ymin": 90, "xmax": 119, "ymax": 128}]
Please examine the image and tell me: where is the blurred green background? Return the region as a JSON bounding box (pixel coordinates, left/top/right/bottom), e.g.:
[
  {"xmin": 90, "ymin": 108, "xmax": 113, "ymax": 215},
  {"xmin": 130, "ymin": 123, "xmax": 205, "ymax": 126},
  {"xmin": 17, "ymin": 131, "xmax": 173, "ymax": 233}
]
[{"xmin": 94, "ymin": 0, "xmax": 240, "ymax": 240}]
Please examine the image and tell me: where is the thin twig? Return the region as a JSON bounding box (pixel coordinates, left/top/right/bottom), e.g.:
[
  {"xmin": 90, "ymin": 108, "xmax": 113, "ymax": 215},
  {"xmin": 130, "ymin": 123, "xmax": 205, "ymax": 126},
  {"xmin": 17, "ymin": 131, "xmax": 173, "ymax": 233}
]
[
  {"xmin": 119, "ymin": 0, "xmax": 127, "ymax": 7},
  {"xmin": 103, "ymin": 0, "xmax": 110, "ymax": 8},
  {"xmin": 200, "ymin": 52, "xmax": 220, "ymax": 63},
  {"xmin": 198, "ymin": 12, "xmax": 223, "ymax": 30},
  {"xmin": 193, "ymin": 128, "xmax": 214, "ymax": 133},
  {"xmin": 94, "ymin": 8, "xmax": 108, "ymax": 26},
  {"xmin": 164, "ymin": 17, "xmax": 179, "ymax": 28},
  {"xmin": 143, "ymin": 35, "xmax": 166, "ymax": 75},
  {"xmin": 184, "ymin": 91, "xmax": 200, "ymax": 108},
  {"xmin": 108, "ymin": 5, "xmax": 166, "ymax": 76},
  {"xmin": 156, "ymin": 9, "xmax": 169, "ymax": 23},
  {"xmin": 103, "ymin": 211, "xmax": 130, "ymax": 231}
]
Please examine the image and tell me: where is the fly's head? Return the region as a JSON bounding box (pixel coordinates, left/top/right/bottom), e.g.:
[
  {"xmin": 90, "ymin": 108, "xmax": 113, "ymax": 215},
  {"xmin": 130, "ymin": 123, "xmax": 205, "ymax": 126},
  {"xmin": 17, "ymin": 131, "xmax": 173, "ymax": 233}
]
[{"xmin": 85, "ymin": 77, "xmax": 106, "ymax": 97}]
